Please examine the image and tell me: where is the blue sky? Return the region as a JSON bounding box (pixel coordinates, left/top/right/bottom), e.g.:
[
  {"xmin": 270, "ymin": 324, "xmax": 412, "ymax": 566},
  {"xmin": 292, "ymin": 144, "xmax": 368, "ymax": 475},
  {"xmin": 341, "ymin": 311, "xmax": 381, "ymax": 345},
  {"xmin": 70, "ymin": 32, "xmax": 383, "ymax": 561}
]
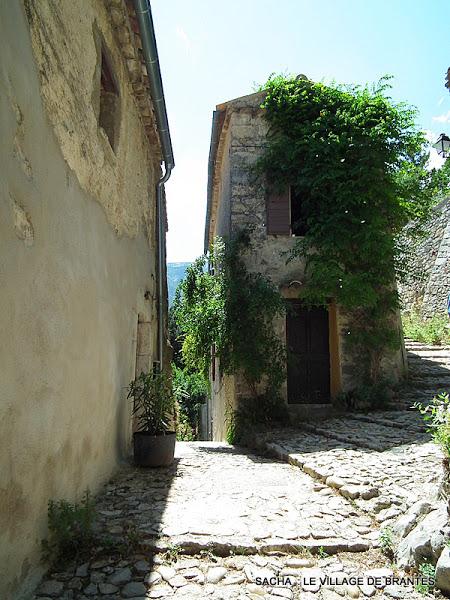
[{"xmin": 152, "ymin": 0, "xmax": 450, "ymax": 262}]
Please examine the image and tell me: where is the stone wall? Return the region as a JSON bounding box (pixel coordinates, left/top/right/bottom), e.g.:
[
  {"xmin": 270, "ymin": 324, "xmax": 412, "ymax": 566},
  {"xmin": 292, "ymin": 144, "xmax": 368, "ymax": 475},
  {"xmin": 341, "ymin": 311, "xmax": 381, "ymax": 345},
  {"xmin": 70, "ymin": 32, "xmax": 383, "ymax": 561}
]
[
  {"xmin": 207, "ymin": 93, "xmax": 406, "ymax": 439},
  {"xmin": 400, "ymin": 198, "xmax": 450, "ymax": 317},
  {"xmin": 0, "ymin": 2, "xmax": 162, "ymax": 597}
]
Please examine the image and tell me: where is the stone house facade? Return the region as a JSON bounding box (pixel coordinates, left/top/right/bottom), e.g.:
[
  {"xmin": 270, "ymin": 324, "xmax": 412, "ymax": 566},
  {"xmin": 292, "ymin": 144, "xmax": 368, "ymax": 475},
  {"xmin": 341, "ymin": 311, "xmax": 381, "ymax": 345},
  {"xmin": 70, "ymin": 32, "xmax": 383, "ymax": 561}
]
[
  {"xmin": 204, "ymin": 91, "xmax": 406, "ymax": 441},
  {"xmin": 0, "ymin": 1, "xmax": 172, "ymax": 597},
  {"xmin": 400, "ymin": 198, "xmax": 450, "ymax": 317}
]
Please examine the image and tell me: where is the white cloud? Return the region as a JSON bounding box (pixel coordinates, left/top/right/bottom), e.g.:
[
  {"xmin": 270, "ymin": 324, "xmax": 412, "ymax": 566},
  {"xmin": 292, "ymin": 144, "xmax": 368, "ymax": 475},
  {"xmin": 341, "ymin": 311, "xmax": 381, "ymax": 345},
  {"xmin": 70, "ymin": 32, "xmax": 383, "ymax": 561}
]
[
  {"xmin": 432, "ymin": 110, "xmax": 450, "ymax": 124},
  {"xmin": 438, "ymin": 96, "xmax": 445, "ymax": 107}
]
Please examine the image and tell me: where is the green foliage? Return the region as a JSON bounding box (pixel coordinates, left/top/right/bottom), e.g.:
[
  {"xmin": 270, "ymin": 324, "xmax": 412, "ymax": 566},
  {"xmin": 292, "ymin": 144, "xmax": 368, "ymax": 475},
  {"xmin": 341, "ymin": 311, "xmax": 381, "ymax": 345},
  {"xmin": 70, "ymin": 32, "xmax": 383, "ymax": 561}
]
[
  {"xmin": 256, "ymin": 74, "xmax": 450, "ymax": 382},
  {"xmin": 335, "ymin": 380, "xmax": 391, "ymax": 411},
  {"xmin": 173, "ymin": 231, "xmax": 286, "ymax": 395},
  {"xmin": 415, "ymin": 392, "xmax": 450, "ymax": 458},
  {"xmin": 127, "ymin": 371, "xmax": 174, "ymax": 435},
  {"xmin": 163, "ymin": 543, "xmax": 183, "ymax": 564},
  {"xmin": 169, "ymin": 304, "xmax": 184, "ymax": 368},
  {"xmin": 379, "ymin": 525, "xmax": 395, "ymax": 559},
  {"xmin": 415, "ymin": 560, "xmax": 435, "ymax": 595},
  {"xmin": 225, "ymin": 402, "xmax": 237, "ymax": 444},
  {"xmin": 233, "ymin": 391, "xmax": 289, "ymax": 442},
  {"xmin": 42, "ymin": 490, "xmax": 96, "ymax": 564},
  {"xmin": 403, "ymin": 311, "xmax": 450, "ymax": 345},
  {"xmin": 172, "ymin": 363, "xmax": 209, "ymax": 440}
]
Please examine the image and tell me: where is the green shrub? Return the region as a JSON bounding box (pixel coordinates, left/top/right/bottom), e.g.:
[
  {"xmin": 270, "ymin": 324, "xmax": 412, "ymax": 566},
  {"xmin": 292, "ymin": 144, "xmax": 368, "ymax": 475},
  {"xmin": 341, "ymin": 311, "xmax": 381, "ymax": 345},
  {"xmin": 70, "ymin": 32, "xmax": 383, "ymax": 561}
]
[
  {"xmin": 172, "ymin": 364, "xmax": 208, "ymax": 440},
  {"xmin": 402, "ymin": 311, "xmax": 450, "ymax": 345},
  {"xmin": 415, "ymin": 391, "xmax": 450, "ymax": 457},
  {"xmin": 127, "ymin": 371, "xmax": 174, "ymax": 435},
  {"xmin": 42, "ymin": 490, "xmax": 96, "ymax": 564},
  {"xmin": 232, "ymin": 392, "xmax": 289, "ymax": 443},
  {"xmin": 176, "ymin": 408, "xmax": 195, "ymax": 441},
  {"xmin": 173, "ymin": 232, "xmax": 286, "ymax": 397},
  {"xmin": 225, "ymin": 402, "xmax": 237, "ymax": 445},
  {"xmin": 415, "ymin": 560, "xmax": 435, "ymax": 595},
  {"xmin": 335, "ymin": 380, "xmax": 391, "ymax": 411},
  {"xmin": 379, "ymin": 525, "xmax": 394, "ymax": 559}
]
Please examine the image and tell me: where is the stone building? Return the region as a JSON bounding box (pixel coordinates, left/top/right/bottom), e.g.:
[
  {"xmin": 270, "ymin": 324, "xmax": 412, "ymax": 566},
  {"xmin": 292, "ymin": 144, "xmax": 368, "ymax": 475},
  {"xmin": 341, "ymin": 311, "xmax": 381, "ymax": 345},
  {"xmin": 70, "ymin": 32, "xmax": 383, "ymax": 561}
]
[
  {"xmin": 0, "ymin": 1, "xmax": 173, "ymax": 597},
  {"xmin": 204, "ymin": 90, "xmax": 406, "ymax": 441},
  {"xmin": 400, "ymin": 198, "xmax": 450, "ymax": 317}
]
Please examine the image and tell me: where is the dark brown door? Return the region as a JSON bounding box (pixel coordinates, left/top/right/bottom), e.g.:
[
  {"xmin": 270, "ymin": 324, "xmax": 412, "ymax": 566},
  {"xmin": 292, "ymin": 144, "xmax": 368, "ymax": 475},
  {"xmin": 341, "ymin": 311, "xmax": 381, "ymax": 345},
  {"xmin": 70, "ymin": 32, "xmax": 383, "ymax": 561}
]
[{"xmin": 286, "ymin": 301, "xmax": 330, "ymax": 404}]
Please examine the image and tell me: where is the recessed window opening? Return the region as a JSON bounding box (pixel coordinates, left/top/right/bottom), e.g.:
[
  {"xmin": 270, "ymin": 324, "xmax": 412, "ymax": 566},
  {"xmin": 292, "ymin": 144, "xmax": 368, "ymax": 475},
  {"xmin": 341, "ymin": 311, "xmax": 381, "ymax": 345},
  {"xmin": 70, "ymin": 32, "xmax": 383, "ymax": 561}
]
[
  {"xmin": 290, "ymin": 186, "xmax": 308, "ymax": 237},
  {"xmin": 99, "ymin": 48, "xmax": 119, "ymax": 151}
]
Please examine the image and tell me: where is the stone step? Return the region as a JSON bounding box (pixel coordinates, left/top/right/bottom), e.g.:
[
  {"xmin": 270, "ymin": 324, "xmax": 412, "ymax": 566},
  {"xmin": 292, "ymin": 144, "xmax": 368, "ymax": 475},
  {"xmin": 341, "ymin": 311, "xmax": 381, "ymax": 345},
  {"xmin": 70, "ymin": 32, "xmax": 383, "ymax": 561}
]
[
  {"xmin": 407, "ymin": 350, "xmax": 450, "ymax": 358},
  {"xmin": 350, "ymin": 414, "xmax": 424, "ymax": 433},
  {"xmin": 406, "ymin": 365, "xmax": 450, "ymax": 373},
  {"xmin": 405, "ymin": 339, "xmax": 450, "ymax": 349},
  {"xmin": 143, "ymin": 535, "xmax": 372, "ymax": 557},
  {"xmin": 405, "ymin": 381, "xmax": 450, "ymax": 391}
]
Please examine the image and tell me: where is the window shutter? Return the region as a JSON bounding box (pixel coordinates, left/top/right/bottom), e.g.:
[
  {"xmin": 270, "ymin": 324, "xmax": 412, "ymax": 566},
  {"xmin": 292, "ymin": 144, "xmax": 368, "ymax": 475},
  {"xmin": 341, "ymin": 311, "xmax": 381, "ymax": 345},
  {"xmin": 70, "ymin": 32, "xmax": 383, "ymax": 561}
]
[{"xmin": 266, "ymin": 187, "xmax": 290, "ymax": 235}]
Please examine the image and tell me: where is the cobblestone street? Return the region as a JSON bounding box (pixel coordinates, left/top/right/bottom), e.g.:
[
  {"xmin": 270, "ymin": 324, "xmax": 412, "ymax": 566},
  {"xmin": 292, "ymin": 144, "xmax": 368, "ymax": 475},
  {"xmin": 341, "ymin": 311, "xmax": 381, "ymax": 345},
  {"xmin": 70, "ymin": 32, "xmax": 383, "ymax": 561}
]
[{"xmin": 34, "ymin": 341, "xmax": 449, "ymax": 599}]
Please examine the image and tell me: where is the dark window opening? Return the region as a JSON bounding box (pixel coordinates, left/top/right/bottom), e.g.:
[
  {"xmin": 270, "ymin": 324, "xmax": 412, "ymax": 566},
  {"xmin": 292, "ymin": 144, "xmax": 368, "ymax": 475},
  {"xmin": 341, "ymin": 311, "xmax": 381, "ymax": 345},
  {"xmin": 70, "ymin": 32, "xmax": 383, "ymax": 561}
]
[
  {"xmin": 290, "ymin": 186, "xmax": 308, "ymax": 236},
  {"xmin": 99, "ymin": 49, "xmax": 119, "ymax": 151}
]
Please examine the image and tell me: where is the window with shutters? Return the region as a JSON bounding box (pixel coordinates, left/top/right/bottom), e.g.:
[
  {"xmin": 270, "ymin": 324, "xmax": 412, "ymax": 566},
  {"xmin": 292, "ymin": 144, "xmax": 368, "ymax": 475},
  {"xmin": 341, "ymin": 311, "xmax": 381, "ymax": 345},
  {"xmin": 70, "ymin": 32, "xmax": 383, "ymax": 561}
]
[{"xmin": 266, "ymin": 186, "xmax": 308, "ymax": 236}]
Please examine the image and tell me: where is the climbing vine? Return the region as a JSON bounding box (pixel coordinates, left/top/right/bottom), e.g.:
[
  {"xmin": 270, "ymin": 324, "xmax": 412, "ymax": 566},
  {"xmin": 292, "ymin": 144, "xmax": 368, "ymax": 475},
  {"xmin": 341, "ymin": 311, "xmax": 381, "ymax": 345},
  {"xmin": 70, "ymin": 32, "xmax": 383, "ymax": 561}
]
[
  {"xmin": 173, "ymin": 230, "xmax": 286, "ymax": 397},
  {"xmin": 257, "ymin": 74, "xmax": 450, "ymax": 382}
]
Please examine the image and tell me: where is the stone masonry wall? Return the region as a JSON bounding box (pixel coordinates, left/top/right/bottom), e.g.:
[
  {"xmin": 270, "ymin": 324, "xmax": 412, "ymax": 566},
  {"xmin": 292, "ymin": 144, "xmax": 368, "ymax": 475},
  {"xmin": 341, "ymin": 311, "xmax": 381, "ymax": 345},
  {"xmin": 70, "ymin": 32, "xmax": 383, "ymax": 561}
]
[
  {"xmin": 208, "ymin": 96, "xmax": 405, "ymax": 437},
  {"xmin": 400, "ymin": 198, "xmax": 450, "ymax": 317}
]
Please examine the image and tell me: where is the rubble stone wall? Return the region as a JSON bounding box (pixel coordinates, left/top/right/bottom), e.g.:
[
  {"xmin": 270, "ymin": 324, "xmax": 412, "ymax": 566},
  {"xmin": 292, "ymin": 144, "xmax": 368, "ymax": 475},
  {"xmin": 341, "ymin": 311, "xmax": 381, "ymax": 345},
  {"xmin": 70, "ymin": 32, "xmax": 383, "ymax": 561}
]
[{"xmin": 400, "ymin": 198, "xmax": 450, "ymax": 317}]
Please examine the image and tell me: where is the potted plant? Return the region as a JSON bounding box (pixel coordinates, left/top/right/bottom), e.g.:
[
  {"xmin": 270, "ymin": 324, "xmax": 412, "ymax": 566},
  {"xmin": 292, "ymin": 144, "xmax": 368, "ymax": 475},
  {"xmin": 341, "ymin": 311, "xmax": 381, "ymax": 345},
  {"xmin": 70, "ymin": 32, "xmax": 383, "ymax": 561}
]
[{"xmin": 127, "ymin": 371, "xmax": 176, "ymax": 467}]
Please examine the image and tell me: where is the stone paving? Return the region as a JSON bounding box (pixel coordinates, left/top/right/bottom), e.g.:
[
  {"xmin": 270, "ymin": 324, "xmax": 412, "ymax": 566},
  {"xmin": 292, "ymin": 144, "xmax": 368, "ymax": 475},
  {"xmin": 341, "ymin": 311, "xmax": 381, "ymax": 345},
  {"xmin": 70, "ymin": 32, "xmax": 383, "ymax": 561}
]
[
  {"xmin": 34, "ymin": 340, "xmax": 448, "ymax": 599},
  {"xmin": 94, "ymin": 443, "xmax": 378, "ymax": 555},
  {"xmin": 255, "ymin": 340, "xmax": 447, "ymax": 523},
  {"xmin": 35, "ymin": 549, "xmax": 429, "ymax": 600},
  {"xmin": 256, "ymin": 417, "xmax": 440, "ymax": 522},
  {"xmin": 34, "ymin": 443, "xmax": 427, "ymax": 600}
]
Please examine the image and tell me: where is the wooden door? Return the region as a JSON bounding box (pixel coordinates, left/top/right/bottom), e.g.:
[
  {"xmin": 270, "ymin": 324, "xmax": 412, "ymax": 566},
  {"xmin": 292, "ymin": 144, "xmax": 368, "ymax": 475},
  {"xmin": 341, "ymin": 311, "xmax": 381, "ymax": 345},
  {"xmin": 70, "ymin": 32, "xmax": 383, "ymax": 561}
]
[{"xmin": 286, "ymin": 301, "xmax": 330, "ymax": 404}]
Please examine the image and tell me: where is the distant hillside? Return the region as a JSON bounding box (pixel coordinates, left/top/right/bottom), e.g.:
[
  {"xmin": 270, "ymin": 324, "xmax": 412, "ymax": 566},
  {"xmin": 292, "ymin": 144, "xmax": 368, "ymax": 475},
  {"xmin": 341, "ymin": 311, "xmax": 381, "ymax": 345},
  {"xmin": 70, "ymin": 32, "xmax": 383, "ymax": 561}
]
[{"xmin": 167, "ymin": 262, "xmax": 191, "ymax": 305}]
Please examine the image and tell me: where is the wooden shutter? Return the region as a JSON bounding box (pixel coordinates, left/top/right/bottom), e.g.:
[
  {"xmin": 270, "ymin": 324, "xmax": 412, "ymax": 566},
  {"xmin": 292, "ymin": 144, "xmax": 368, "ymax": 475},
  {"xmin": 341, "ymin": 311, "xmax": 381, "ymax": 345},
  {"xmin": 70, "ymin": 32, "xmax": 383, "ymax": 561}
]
[{"xmin": 266, "ymin": 187, "xmax": 291, "ymax": 235}]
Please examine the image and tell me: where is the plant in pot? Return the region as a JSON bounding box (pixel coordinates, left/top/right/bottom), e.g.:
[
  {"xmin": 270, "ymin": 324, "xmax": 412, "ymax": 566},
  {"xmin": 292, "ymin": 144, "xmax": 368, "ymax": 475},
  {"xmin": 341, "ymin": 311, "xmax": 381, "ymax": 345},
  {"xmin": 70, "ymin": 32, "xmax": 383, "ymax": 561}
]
[{"xmin": 127, "ymin": 371, "xmax": 176, "ymax": 467}]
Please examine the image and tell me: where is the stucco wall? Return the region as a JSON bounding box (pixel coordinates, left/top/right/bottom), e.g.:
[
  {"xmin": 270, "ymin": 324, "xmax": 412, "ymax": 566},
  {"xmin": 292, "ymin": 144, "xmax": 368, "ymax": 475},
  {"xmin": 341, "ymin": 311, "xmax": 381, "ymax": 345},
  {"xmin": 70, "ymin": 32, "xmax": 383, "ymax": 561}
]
[
  {"xmin": 208, "ymin": 96, "xmax": 405, "ymax": 438},
  {"xmin": 0, "ymin": 2, "xmax": 161, "ymax": 598}
]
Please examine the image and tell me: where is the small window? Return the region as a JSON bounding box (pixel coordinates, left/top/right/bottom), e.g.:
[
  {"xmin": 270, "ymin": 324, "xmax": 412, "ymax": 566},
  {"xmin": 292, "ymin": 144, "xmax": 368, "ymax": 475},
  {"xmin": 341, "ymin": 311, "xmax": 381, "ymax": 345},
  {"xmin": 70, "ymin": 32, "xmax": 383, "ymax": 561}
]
[
  {"xmin": 99, "ymin": 49, "xmax": 119, "ymax": 151},
  {"xmin": 266, "ymin": 186, "xmax": 308, "ymax": 236}
]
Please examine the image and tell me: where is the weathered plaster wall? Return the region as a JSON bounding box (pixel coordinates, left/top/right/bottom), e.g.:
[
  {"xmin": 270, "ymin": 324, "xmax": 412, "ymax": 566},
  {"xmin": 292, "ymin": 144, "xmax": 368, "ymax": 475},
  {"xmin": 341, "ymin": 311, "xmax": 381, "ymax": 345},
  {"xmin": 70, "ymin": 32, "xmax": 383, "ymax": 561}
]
[
  {"xmin": 208, "ymin": 97, "xmax": 405, "ymax": 439},
  {"xmin": 400, "ymin": 198, "xmax": 450, "ymax": 317},
  {"xmin": 23, "ymin": 0, "xmax": 160, "ymax": 238},
  {"xmin": 0, "ymin": 2, "xmax": 160, "ymax": 598}
]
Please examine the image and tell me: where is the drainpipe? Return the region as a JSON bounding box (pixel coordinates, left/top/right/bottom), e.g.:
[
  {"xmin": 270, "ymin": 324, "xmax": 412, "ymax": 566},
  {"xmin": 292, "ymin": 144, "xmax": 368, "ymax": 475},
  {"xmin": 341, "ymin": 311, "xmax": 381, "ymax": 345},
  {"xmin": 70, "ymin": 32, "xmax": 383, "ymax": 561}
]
[{"xmin": 133, "ymin": 0, "xmax": 175, "ymax": 370}]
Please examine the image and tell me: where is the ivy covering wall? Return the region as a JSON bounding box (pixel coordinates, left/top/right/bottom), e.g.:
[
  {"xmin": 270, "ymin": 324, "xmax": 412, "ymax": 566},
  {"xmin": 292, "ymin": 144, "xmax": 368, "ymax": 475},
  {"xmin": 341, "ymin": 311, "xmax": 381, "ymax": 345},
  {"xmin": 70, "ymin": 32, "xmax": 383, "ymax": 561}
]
[{"xmin": 256, "ymin": 75, "xmax": 450, "ymax": 382}]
